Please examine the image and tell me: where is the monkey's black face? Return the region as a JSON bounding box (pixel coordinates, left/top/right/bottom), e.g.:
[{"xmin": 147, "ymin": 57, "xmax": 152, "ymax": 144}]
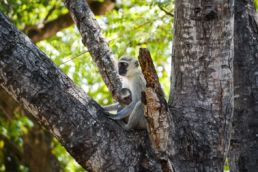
[{"xmin": 118, "ymin": 62, "xmax": 128, "ymax": 76}]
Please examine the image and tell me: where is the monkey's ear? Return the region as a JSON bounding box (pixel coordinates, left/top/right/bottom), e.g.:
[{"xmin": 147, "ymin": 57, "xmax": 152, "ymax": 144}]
[{"xmin": 135, "ymin": 61, "xmax": 139, "ymax": 67}]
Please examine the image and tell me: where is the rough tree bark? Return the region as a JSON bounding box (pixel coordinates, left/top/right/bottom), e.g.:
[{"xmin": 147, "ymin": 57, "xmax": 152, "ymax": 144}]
[
  {"xmin": 0, "ymin": 12, "xmax": 164, "ymax": 172},
  {"xmin": 25, "ymin": 0, "xmax": 116, "ymax": 43},
  {"xmin": 0, "ymin": 1, "xmax": 115, "ymax": 170},
  {"xmin": 228, "ymin": 0, "xmax": 258, "ymax": 171},
  {"xmin": 169, "ymin": 0, "xmax": 234, "ymax": 171}
]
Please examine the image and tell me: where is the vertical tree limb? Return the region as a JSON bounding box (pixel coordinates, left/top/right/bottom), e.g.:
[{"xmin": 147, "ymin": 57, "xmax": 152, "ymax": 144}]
[
  {"xmin": 64, "ymin": 0, "xmax": 122, "ymax": 101},
  {"xmin": 229, "ymin": 0, "xmax": 258, "ymax": 171}
]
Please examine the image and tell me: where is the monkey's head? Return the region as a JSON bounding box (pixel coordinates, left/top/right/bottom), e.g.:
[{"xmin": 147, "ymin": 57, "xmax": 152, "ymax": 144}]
[{"xmin": 118, "ymin": 56, "xmax": 139, "ymax": 77}]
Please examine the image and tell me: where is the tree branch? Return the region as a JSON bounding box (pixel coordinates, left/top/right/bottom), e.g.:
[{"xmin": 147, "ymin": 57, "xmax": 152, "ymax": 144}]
[
  {"xmin": 64, "ymin": 0, "xmax": 122, "ymax": 102},
  {"xmin": 25, "ymin": 0, "xmax": 116, "ymax": 43},
  {"xmin": 25, "ymin": 13, "xmax": 73, "ymax": 43},
  {"xmin": 0, "ymin": 12, "xmax": 162, "ymax": 171},
  {"xmin": 229, "ymin": 0, "xmax": 258, "ymax": 171}
]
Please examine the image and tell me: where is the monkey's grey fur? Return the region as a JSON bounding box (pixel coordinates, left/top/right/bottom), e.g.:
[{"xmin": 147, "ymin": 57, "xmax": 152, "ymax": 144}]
[{"xmin": 103, "ymin": 56, "xmax": 147, "ymax": 130}]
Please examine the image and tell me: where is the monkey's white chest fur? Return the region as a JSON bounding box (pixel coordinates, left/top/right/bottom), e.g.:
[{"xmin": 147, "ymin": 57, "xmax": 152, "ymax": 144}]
[{"xmin": 122, "ymin": 73, "xmax": 146, "ymax": 102}]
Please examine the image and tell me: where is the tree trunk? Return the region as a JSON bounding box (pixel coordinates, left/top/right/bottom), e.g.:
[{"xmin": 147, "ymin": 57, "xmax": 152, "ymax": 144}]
[
  {"xmin": 169, "ymin": 0, "xmax": 234, "ymax": 171},
  {"xmin": 228, "ymin": 0, "xmax": 258, "ymax": 171},
  {"xmin": 23, "ymin": 125, "xmax": 61, "ymax": 172}
]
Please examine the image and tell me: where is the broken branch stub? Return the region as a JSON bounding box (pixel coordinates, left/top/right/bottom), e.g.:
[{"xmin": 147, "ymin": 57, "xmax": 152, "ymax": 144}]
[{"xmin": 138, "ymin": 48, "xmax": 173, "ymax": 171}]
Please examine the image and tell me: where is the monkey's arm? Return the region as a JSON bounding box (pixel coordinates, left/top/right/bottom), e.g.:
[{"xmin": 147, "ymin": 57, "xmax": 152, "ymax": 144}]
[{"xmin": 103, "ymin": 102, "xmax": 121, "ymax": 112}]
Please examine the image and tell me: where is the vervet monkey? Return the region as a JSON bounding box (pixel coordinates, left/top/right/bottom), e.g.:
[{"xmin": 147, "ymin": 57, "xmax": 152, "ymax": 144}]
[{"xmin": 103, "ymin": 56, "xmax": 147, "ymax": 130}]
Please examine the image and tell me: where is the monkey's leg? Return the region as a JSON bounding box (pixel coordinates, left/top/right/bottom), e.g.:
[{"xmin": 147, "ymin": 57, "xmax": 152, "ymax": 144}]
[{"xmin": 124, "ymin": 102, "xmax": 144, "ymax": 130}]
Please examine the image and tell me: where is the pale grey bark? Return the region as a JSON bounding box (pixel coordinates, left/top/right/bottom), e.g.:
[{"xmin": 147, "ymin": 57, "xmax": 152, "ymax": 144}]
[
  {"xmin": 64, "ymin": 0, "xmax": 122, "ymax": 101},
  {"xmin": 0, "ymin": 12, "xmax": 162, "ymax": 172},
  {"xmin": 228, "ymin": 0, "xmax": 258, "ymax": 171},
  {"xmin": 169, "ymin": 0, "xmax": 234, "ymax": 171}
]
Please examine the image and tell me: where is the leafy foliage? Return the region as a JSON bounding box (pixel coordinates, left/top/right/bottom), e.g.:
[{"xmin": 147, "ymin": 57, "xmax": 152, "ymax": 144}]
[
  {"xmin": 0, "ymin": 111, "xmax": 33, "ymax": 172},
  {"xmin": 0, "ymin": 0, "xmax": 67, "ymax": 29},
  {"xmin": 255, "ymin": 0, "xmax": 258, "ymax": 9}
]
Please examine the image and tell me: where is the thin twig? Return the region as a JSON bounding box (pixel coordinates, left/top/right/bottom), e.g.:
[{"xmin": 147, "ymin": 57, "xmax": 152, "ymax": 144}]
[
  {"xmin": 59, "ymin": 51, "xmax": 89, "ymax": 66},
  {"xmin": 158, "ymin": 5, "xmax": 174, "ymax": 17}
]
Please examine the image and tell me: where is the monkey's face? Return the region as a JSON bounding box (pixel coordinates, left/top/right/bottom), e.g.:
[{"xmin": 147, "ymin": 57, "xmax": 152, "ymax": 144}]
[
  {"xmin": 118, "ymin": 58, "xmax": 139, "ymax": 77},
  {"xmin": 118, "ymin": 61, "xmax": 128, "ymax": 76}
]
